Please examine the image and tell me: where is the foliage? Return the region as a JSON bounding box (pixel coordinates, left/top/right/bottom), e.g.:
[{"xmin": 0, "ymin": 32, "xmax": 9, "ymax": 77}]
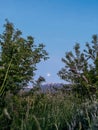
[
  {"xmin": 0, "ymin": 20, "xmax": 48, "ymax": 129},
  {"xmin": 0, "ymin": 20, "xmax": 48, "ymax": 96},
  {"xmin": 1, "ymin": 20, "xmax": 98, "ymax": 130},
  {"xmin": 1, "ymin": 88, "xmax": 98, "ymax": 130},
  {"xmin": 0, "ymin": 89, "xmax": 77, "ymax": 130},
  {"xmin": 58, "ymin": 35, "xmax": 98, "ymax": 100}
]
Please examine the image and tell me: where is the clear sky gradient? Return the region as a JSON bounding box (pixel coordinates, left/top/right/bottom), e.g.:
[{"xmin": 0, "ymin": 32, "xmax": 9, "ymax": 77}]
[{"xmin": 0, "ymin": 0, "xmax": 98, "ymax": 83}]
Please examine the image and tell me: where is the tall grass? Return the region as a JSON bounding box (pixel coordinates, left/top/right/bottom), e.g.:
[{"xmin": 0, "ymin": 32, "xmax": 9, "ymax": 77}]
[{"xmin": 1, "ymin": 87, "xmax": 98, "ymax": 130}]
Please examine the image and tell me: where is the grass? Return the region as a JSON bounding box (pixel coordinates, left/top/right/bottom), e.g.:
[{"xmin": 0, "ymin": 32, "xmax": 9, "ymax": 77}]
[{"xmin": 1, "ymin": 87, "xmax": 98, "ymax": 130}]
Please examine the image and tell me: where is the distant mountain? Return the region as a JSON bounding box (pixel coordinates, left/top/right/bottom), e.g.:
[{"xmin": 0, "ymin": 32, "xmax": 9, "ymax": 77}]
[
  {"xmin": 40, "ymin": 83, "xmax": 72, "ymax": 93},
  {"xmin": 21, "ymin": 83, "xmax": 72, "ymax": 94},
  {"xmin": 40, "ymin": 83, "xmax": 63, "ymax": 91}
]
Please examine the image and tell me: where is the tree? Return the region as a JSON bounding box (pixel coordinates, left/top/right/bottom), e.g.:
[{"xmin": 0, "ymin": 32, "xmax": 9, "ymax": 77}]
[
  {"xmin": 0, "ymin": 20, "xmax": 48, "ymax": 96},
  {"xmin": 58, "ymin": 35, "xmax": 98, "ymax": 100}
]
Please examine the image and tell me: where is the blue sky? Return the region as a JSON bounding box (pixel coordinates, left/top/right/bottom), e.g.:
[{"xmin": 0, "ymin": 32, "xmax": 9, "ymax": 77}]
[{"xmin": 0, "ymin": 0, "xmax": 98, "ymax": 83}]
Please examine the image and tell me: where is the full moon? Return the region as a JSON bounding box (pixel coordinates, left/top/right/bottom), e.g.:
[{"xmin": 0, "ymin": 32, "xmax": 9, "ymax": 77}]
[{"xmin": 47, "ymin": 73, "xmax": 51, "ymax": 77}]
